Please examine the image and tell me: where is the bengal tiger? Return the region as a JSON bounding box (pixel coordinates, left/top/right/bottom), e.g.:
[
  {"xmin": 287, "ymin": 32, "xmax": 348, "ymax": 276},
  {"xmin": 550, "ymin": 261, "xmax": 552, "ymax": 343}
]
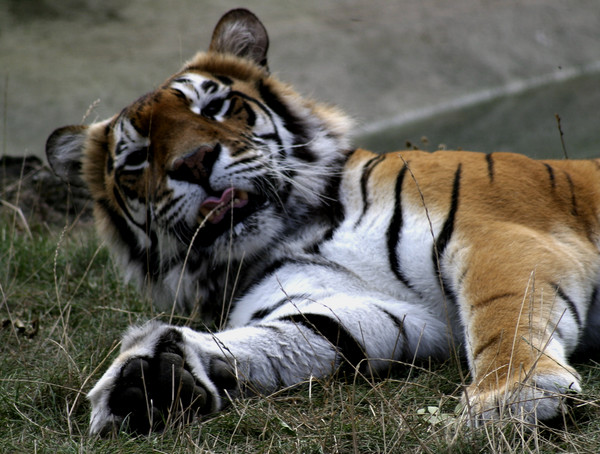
[{"xmin": 46, "ymin": 8, "xmax": 600, "ymax": 435}]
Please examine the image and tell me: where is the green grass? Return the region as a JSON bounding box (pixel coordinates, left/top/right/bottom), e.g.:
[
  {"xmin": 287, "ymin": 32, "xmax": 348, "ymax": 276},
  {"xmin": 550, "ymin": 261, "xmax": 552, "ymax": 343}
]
[{"xmin": 1, "ymin": 210, "xmax": 600, "ymax": 453}]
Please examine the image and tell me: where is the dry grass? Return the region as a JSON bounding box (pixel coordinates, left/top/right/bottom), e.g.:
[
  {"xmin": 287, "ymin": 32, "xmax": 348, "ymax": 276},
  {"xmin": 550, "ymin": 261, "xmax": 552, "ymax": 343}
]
[{"xmin": 0, "ymin": 181, "xmax": 600, "ymax": 453}]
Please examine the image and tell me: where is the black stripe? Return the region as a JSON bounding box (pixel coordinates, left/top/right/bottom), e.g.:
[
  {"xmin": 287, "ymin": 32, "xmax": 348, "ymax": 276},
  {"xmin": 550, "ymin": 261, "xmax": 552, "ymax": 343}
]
[
  {"xmin": 280, "ymin": 313, "xmax": 366, "ymax": 369},
  {"xmin": 156, "ymin": 329, "xmax": 184, "ymax": 354},
  {"xmin": 553, "ymin": 284, "xmax": 582, "ymax": 329},
  {"xmin": 544, "ymin": 163, "xmax": 556, "ymax": 190},
  {"xmin": 303, "ymin": 224, "xmax": 340, "ymax": 256},
  {"xmin": 356, "ymin": 154, "xmax": 386, "ymax": 226},
  {"xmin": 112, "ymin": 186, "xmax": 145, "ymax": 230},
  {"xmin": 172, "ymin": 88, "xmax": 188, "ymax": 101},
  {"xmin": 386, "ymin": 164, "xmax": 414, "ymax": 289},
  {"xmin": 316, "ymin": 153, "xmax": 347, "ymax": 223},
  {"xmin": 120, "ymin": 186, "xmax": 145, "ymax": 204},
  {"xmin": 290, "ymin": 137, "xmax": 317, "ymax": 162},
  {"xmin": 473, "ymin": 332, "xmax": 502, "ymax": 360},
  {"xmin": 564, "ymin": 172, "xmax": 578, "ymax": 216},
  {"xmin": 432, "ymin": 164, "xmax": 461, "ymax": 304},
  {"xmin": 215, "ymin": 75, "xmax": 233, "ymax": 86},
  {"xmin": 223, "ymin": 155, "xmax": 257, "ymax": 170},
  {"xmin": 257, "ymin": 80, "xmax": 308, "ymax": 143},
  {"xmin": 250, "ymin": 308, "xmax": 277, "ymax": 322},
  {"xmin": 146, "ymin": 227, "xmax": 161, "ymax": 279},
  {"xmin": 266, "ymin": 355, "xmax": 284, "ymax": 388},
  {"xmin": 229, "ymin": 89, "xmax": 285, "ymax": 151},
  {"xmin": 115, "ymin": 139, "xmax": 127, "ymax": 156},
  {"xmin": 472, "ymin": 292, "xmax": 519, "ymax": 310},
  {"xmin": 97, "ymin": 197, "xmax": 141, "ymax": 265},
  {"xmin": 245, "ymin": 257, "xmax": 351, "ymax": 299},
  {"xmin": 297, "ymin": 154, "xmax": 347, "ymax": 252},
  {"xmin": 157, "ymin": 194, "xmax": 184, "ymax": 219},
  {"xmin": 238, "ymin": 99, "xmax": 256, "ymax": 126},
  {"xmin": 260, "ymin": 258, "xmax": 291, "ymax": 279},
  {"xmin": 380, "ymin": 309, "xmax": 410, "ymax": 360},
  {"xmin": 228, "ymin": 144, "xmax": 251, "ymax": 158},
  {"xmin": 590, "ymin": 285, "xmax": 599, "ymax": 311},
  {"xmin": 105, "ymin": 154, "xmax": 114, "ymax": 175},
  {"xmin": 435, "ymin": 164, "xmax": 461, "ymax": 258},
  {"xmin": 250, "ymin": 294, "xmax": 309, "ymax": 321},
  {"xmin": 256, "ymin": 132, "xmax": 280, "ymax": 143},
  {"xmin": 485, "ymin": 153, "xmax": 494, "ymax": 183},
  {"xmin": 109, "ymin": 187, "xmax": 162, "ymax": 280},
  {"xmin": 201, "ymin": 80, "xmax": 218, "ymax": 94},
  {"xmin": 554, "ymin": 324, "xmax": 566, "ymax": 343}
]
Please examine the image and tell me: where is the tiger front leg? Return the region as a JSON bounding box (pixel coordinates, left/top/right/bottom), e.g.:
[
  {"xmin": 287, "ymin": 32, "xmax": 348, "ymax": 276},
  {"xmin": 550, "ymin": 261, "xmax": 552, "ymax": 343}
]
[
  {"xmin": 87, "ymin": 322, "xmax": 236, "ymax": 436},
  {"xmin": 88, "ymin": 292, "xmax": 451, "ymax": 435},
  {"xmin": 87, "ymin": 318, "xmax": 341, "ymax": 436}
]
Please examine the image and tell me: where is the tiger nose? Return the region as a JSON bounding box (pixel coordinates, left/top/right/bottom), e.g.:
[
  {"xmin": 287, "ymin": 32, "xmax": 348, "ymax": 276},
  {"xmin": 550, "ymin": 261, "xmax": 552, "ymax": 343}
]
[{"xmin": 169, "ymin": 144, "xmax": 220, "ymax": 184}]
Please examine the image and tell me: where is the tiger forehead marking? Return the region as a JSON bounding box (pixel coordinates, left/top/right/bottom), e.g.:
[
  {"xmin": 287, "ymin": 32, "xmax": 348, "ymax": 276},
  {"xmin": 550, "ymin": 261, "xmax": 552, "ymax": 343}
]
[
  {"xmin": 113, "ymin": 75, "xmax": 250, "ymax": 166},
  {"xmin": 170, "ymin": 73, "xmax": 232, "ymax": 117}
]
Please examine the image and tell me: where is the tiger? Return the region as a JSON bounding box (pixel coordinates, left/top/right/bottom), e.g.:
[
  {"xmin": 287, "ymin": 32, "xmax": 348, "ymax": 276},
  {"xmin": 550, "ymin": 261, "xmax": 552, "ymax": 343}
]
[{"xmin": 46, "ymin": 8, "xmax": 600, "ymax": 436}]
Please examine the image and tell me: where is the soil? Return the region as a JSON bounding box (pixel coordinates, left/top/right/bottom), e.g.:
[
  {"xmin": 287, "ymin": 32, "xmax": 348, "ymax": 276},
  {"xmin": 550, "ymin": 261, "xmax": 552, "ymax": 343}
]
[{"xmin": 0, "ymin": 155, "xmax": 91, "ymax": 228}]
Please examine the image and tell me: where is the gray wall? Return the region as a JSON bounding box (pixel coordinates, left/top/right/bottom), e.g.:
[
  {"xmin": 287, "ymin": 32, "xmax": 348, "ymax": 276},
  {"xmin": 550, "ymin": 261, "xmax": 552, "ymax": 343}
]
[{"xmin": 1, "ymin": 0, "xmax": 599, "ymax": 159}]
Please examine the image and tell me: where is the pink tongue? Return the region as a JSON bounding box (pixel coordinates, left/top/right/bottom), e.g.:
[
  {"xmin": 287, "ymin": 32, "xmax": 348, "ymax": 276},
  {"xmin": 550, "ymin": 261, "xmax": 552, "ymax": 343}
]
[{"xmin": 200, "ymin": 188, "xmax": 248, "ymax": 224}]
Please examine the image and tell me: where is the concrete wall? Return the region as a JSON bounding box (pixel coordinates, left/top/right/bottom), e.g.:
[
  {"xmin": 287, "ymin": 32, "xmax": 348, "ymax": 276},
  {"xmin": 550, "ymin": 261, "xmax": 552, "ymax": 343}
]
[{"xmin": 1, "ymin": 0, "xmax": 599, "ymax": 159}]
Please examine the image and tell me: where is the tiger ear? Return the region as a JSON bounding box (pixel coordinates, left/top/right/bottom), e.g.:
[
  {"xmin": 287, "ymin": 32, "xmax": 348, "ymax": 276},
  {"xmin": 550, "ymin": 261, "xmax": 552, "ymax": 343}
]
[
  {"xmin": 46, "ymin": 125, "xmax": 88, "ymax": 187},
  {"xmin": 209, "ymin": 8, "xmax": 270, "ymax": 69}
]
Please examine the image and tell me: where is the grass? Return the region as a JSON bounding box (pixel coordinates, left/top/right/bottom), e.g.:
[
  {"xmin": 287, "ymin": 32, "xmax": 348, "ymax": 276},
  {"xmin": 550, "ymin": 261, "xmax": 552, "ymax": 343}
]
[{"xmin": 1, "ymin": 197, "xmax": 600, "ymax": 453}]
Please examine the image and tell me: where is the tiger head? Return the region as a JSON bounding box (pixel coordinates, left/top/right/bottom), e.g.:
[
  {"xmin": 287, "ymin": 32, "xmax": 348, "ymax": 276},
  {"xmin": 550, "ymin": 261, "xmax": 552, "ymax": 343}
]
[{"xmin": 46, "ymin": 9, "xmax": 352, "ymax": 314}]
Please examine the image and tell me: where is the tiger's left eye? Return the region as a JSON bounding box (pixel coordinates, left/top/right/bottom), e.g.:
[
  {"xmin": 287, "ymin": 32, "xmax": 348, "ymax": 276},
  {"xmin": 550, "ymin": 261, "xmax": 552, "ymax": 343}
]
[
  {"xmin": 124, "ymin": 148, "xmax": 149, "ymax": 167},
  {"xmin": 202, "ymin": 98, "xmax": 225, "ymax": 117}
]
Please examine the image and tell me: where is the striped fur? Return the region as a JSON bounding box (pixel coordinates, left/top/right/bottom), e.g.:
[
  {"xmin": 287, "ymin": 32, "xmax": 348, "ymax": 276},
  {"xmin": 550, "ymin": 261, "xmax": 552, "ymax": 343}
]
[{"xmin": 46, "ymin": 9, "xmax": 600, "ymax": 435}]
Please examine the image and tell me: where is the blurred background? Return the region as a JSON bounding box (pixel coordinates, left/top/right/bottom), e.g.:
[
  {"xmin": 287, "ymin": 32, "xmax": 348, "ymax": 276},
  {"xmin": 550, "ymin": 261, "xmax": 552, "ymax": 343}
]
[{"xmin": 1, "ymin": 0, "xmax": 599, "ymax": 161}]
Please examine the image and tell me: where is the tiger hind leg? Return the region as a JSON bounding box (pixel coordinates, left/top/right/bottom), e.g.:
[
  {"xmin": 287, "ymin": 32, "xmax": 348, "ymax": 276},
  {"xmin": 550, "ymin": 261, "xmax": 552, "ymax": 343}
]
[
  {"xmin": 456, "ymin": 235, "xmax": 592, "ymax": 425},
  {"xmin": 462, "ymin": 355, "xmax": 581, "ymax": 425}
]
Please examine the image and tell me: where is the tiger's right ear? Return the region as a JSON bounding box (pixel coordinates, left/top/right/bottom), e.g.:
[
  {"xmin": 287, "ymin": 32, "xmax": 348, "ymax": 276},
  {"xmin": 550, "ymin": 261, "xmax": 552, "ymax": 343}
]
[
  {"xmin": 209, "ymin": 8, "xmax": 270, "ymax": 69},
  {"xmin": 46, "ymin": 125, "xmax": 88, "ymax": 187}
]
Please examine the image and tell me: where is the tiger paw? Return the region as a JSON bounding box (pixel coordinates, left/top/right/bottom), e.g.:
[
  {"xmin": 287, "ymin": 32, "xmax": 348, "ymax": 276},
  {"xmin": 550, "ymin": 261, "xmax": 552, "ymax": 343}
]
[
  {"xmin": 461, "ymin": 368, "xmax": 580, "ymax": 426},
  {"xmin": 88, "ymin": 322, "xmax": 237, "ymax": 436}
]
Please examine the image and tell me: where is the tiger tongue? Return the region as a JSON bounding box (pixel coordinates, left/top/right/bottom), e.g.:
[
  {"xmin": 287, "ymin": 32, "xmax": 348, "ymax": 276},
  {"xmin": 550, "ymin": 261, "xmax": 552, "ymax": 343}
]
[{"xmin": 200, "ymin": 188, "xmax": 249, "ymax": 224}]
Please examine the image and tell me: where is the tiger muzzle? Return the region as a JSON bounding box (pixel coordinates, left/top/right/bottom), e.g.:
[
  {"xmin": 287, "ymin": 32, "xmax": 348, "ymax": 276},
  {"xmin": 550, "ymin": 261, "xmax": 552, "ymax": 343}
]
[{"xmin": 169, "ymin": 144, "xmax": 221, "ymax": 186}]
